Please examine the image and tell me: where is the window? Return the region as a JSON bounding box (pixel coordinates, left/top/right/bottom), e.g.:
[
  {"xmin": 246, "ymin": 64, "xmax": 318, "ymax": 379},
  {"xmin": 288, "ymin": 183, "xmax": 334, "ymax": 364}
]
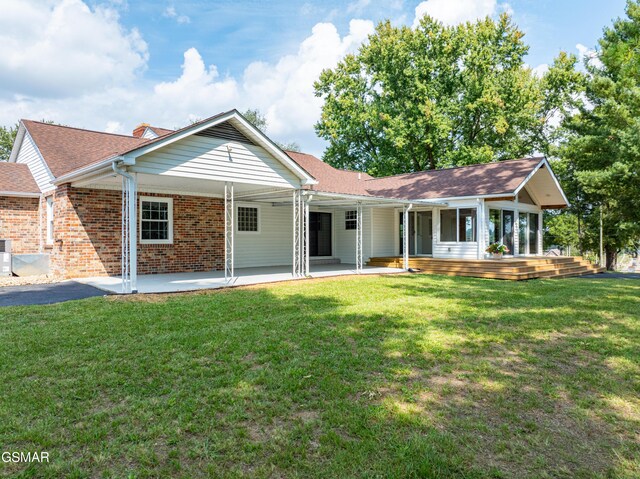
[
  {"xmin": 237, "ymin": 206, "xmax": 259, "ymax": 232},
  {"xmin": 439, "ymin": 208, "xmax": 477, "ymax": 242},
  {"xmin": 440, "ymin": 209, "xmax": 457, "ymax": 242},
  {"xmin": 46, "ymin": 197, "xmax": 54, "ymax": 245},
  {"xmin": 140, "ymin": 197, "xmax": 173, "ymax": 244},
  {"xmin": 345, "ymin": 210, "xmax": 357, "ymax": 230}
]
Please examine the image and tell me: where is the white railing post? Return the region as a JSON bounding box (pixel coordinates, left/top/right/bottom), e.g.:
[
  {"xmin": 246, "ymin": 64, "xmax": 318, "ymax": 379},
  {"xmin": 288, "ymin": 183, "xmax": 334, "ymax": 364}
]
[
  {"xmin": 121, "ymin": 175, "xmax": 130, "ymax": 294},
  {"xmin": 224, "ymin": 182, "xmax": 234, "ymax": 281}
]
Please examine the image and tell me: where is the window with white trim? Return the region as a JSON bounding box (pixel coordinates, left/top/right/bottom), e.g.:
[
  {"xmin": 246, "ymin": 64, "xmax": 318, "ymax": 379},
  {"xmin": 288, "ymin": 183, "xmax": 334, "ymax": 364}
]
[
  {"xmin": 46, "ymin": 197, "xmax": 54, "ymax": 245},
  {"xmin": 140, "ymin": 197, "xmax": 173, "ymax": 244},
  {"xmin": 345, "ymin": 210, "xmax": 357, "ymax": 230},
  {"xmin": 237, "ymin": 206, "xmax": 259, "ymax": 232},
  {"xmin": 439, "ymin": 208, "xmax": 477, "ymax": 242}
]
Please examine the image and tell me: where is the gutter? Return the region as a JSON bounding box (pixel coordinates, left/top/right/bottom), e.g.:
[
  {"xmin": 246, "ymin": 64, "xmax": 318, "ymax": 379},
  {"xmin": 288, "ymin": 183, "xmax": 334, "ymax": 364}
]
[
  {"xmin": 0, "ymin": 191, "xmax": 41, "ymax": 198},
  {"xmin": 52, "ymin": 156, "xmax": 119, "ymax": 185},
  {"xmin": 302, "ymin": 190, "xmax": 448, "ymax": 207}
]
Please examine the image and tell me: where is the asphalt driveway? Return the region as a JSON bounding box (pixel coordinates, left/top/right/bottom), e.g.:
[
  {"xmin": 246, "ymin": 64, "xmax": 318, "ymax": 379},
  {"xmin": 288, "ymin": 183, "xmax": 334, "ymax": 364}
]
[{"xmin": 0, "ymin": 281, "xmax": 107, "ymax": 307}]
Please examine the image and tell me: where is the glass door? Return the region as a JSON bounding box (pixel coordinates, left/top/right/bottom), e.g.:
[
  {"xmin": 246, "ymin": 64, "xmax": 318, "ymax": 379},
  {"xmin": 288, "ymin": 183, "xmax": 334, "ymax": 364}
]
[
  {"xmin": 309, "ymin": 212, "xmax": 332, "ymax": 256},
  {"xmin": 502, "ymin": 210, "xmax": 514, "ymax": 254},
  {"xmin": 528, "ymin": 213, "xmax": 539, "ymax": 255},
  {"xmin": 518, "ymin": 213, "xmax": 528, "ymax": 255},
  {"xmin": 416, "ymin": 211, "xmax": 433, "ymax": 255}
]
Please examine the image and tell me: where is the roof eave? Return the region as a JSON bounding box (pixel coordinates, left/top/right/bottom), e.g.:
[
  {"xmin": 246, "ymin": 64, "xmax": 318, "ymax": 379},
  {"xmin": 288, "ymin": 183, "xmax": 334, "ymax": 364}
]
[{"xmin": 0, "ymin": 191, "xmax": 40, "ymax": 198}]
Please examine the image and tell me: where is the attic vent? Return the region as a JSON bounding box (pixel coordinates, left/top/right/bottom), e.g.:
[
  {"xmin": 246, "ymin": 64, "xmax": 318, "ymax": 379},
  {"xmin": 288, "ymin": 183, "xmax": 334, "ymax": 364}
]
[{"xmin": 195, "ymin": 121, "xmax": 256, "ymax": 145}]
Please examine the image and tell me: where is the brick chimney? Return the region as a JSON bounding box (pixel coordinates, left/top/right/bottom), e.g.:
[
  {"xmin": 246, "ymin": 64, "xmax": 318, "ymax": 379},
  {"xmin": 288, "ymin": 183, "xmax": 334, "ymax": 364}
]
[{"xmin": 132, "ymin": 123, "xmax": 150, "ymax": 138}]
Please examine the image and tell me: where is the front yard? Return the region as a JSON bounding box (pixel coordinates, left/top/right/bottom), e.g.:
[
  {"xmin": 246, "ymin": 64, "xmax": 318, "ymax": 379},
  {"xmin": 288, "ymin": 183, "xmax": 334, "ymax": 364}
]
[{"xmin": 1, "ymin": 274, "xmax": 638, "ymax": 478}]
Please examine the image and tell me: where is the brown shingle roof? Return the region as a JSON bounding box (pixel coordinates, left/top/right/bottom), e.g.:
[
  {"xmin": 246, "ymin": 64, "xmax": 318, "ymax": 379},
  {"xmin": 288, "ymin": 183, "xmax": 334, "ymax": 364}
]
[
  {"xmin": 285, "ymin": 152, "xmax": 544, "ymax": 200},
  {"xmin": 0, "ymin": 163, "xmax": 39, "ymax": 194},
  {"xmin": 148, "ymin": 126, "xmax": 174, "ymax": 137},
  {"xmin": 22, "ymin": 120, "xmax": 149, "ymax": 178},
  {"xmin": 285, "ymin": 151, "xmax": 374, "ymax": 196},
  {"xmin": 366, "ymin": 157, "xmax": 544, "ymax": 199}
]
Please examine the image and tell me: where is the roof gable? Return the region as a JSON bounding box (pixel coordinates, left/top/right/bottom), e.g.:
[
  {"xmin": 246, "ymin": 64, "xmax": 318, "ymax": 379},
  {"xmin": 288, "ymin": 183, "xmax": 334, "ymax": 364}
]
[{"xmin": 20, "ymin": 120, "xmax": 148, "ymax": 178}]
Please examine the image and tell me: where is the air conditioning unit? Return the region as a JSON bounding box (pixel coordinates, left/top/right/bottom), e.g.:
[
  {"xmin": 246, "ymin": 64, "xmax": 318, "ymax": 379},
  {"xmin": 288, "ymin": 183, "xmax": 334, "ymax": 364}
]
[{"xmin": 0, "ymin": 239, "xmax": 11, "ymax": 276}]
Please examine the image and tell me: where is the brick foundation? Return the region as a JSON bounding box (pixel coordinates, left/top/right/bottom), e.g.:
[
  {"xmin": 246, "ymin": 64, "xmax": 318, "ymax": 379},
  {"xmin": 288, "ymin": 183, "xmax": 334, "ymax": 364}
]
[
  {"xmin": 0, "ymin": 196, "xmax": 40, "ymax": 254},
  {"xmin": 51, "ymin": 186, "xmax": 225, "ymax": 278}
]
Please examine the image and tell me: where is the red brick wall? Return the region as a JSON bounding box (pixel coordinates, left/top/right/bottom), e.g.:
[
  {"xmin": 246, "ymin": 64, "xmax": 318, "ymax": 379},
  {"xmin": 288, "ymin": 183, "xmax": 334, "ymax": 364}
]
[
  {"xmin": 0, "ymin": 196, "xmax": 40, "ymax": 254},
  {"xmin": 51, "ymin": 186, "xmax": 225, "ymax": 278}
]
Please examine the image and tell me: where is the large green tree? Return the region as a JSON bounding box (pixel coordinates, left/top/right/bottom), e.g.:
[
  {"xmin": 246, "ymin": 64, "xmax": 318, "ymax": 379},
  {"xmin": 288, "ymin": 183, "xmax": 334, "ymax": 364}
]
[
  {"xmin": 558, "ymin": 0, "xmax": 640, "ymax": 269},
  {"xmin": 314, "ymin": 14, "xmax": 580, "ymax": 175},
  {"xmin": 0, "ymin": 123, "xmax": 18, "ymax": 161}
]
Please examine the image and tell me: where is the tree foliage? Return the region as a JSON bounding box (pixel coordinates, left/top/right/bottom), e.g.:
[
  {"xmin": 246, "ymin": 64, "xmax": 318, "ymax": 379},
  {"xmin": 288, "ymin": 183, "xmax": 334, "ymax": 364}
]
[
  {"xmin": 314, "ymin": 14, "xmax": 580, "ymax": 176},
  {"xmin": 557, "ymin": 0, "xmax": 640, "ymax": 269},
  {"xmin": 241, "ymin": 109, "xmax": 300, "ymax": 152},
  {"xmin": 0, "ymin": 123, "xmax": 19, "ymax": 161}
]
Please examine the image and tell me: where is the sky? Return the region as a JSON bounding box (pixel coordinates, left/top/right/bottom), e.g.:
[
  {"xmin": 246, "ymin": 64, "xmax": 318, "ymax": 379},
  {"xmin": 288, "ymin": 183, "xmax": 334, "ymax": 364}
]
[{"xmin": 0, "ymin": 0, "xmax": 629, "ymax": 157}]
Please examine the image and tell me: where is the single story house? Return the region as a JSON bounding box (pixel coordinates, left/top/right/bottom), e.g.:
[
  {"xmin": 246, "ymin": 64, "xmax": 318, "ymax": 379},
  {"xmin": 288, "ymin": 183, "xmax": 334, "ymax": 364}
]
[{"xmin": 0, "ymin": 109, "xmax": 569, "ymax": 292}]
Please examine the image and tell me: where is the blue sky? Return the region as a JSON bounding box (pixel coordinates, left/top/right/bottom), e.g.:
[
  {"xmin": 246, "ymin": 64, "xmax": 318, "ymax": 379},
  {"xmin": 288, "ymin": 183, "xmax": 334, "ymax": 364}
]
[{"xmin": 0, "ymin": 0, "xmax": 630, "ymax": 156}]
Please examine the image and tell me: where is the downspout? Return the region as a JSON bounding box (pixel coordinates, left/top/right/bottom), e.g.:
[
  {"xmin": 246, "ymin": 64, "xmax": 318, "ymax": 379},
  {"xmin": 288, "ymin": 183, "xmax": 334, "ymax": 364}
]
[{"xmin": 112, "ymin": 162, "xmax": 137, "ymax": 294}]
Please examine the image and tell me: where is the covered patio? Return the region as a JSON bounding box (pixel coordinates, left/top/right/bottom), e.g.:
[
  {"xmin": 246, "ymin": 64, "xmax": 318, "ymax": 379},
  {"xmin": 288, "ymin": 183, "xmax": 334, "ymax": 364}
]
[{"xmin": 76, "ymin": 263, "xmax": 404, "ymax": 294}]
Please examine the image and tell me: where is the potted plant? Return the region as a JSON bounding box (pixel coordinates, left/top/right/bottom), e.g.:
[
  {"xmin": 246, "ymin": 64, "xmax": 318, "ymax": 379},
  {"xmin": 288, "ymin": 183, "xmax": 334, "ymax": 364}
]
[{"xmin": 486, "ymin": 242, "xmax": 509, "ymax": 259}]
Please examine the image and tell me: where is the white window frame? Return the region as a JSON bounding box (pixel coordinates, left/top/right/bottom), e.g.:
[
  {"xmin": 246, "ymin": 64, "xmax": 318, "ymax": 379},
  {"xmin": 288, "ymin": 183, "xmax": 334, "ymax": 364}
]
[
  {"xmin": 139, "ymin": 196, "xmax": 174, "ymax": 245},
  {"xmin": 345, "ymin": 210, "xmax": 357, "ymax": 230},
  {"xmin": 236, "ymin": 204, "xmax": 261, "ymax": 234},
  {"xmin": 46, "ymin": 196, "xmax": 54, "ymax": 245},
  {"xmin": 439, "ymin": 208, "xmax": 477, "ymax": 244}
]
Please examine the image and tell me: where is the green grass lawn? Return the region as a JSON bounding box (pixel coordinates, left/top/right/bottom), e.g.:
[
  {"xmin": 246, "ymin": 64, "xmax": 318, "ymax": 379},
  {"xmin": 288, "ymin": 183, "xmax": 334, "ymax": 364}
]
[{"xmin": 1, "ymin": 274, "xmax": 639, "ymax": 478}]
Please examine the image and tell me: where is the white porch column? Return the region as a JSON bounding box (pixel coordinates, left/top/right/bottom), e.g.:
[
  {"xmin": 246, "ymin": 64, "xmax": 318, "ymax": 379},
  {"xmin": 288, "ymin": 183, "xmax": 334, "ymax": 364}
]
[
  {"xmin": 304, "ymin": 196, "xmax": 310, "ymax": 276},
  {"xmin": 476, "ymin": 198, "xmax": 485, "ymax": 260},
  {"xmin": 402, "ymin": 204, "xmax": 413, "ymax": 270},
  {"xmin": 538, "ymin": 211, "xmax": 543, "ymax": 256},
  {"xmin": 224, "ymin": 182, "xmax": 234, "ymax": 281},
  {"xmin": 355, "ymin": 201, "xmax": 363, "ymax": 273},
  {"xmin": 292, "ymin": 189, "xmax": 308, "ymax": 277},
  {"xmin": 513, "ymin": 197, "xmax": 520, "ymax": 256},
  {"xmin": 129, "ymin": 174, "xmax": 137, "ymax": 293}
]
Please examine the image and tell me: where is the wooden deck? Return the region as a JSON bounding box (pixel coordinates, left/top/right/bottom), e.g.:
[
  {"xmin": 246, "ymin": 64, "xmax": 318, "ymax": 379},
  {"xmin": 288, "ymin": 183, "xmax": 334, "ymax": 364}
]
[{"xmin": 366, "ymin": 256, "xmax": 606, "ymax": 280}]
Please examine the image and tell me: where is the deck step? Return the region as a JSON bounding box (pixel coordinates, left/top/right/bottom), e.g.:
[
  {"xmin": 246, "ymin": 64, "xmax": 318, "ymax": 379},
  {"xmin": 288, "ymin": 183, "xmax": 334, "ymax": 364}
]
[{"xmin": 365, "ymin": 256, "xmax": 605, "ymax": 281}]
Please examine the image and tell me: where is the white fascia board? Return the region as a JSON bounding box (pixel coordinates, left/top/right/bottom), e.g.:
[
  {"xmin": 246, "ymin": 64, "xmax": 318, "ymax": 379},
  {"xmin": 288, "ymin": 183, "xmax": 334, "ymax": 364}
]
[
  {"xmin": 8, "ymin": 123, "xmax": 26, "ymax": 163},
  {"xmin": 229, "ymin": 112, "xmax": 317, "ymax": 186},
  {"xmin": 513, "ymin": 158, "xmax": 570, "ymax": 207},
  {"xmin": 303, "ymin": 190, "xmax": 447, "ymax": 206},
  {"xmin": 424, "ymin": 193, "xmax": 515, "ymax": 202}
]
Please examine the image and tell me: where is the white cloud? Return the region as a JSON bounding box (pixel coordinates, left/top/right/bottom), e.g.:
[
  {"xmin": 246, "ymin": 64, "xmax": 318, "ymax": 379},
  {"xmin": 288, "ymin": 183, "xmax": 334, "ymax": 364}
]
[
  {"xmin": 413, "ymin": 0, "xmax": 499, "ymax": 27},
  {"xmin": 0, "ymin": 0, "xmax": 148, "ymax": 98},
  {"xmin": 347, "ymin": 0, "xmax": 371, "ymax": 14},
  {"xmin": 0, "ymin": 2, "xmax": 375, "ymax": 155},
  {"xmin": 576, "ymin": 43, "xmax": 603, "ymax": 69},
  {"xmin": 163, "ymin": 6, "xmax": 190, "ymax": 24}
]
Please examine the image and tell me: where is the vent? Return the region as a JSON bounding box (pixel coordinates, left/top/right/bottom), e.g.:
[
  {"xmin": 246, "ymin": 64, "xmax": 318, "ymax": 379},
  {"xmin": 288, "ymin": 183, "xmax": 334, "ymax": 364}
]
[
  {"xmin": 0, "ymin": 239, "xmax": 11, "ymax": 253},
  {"xmin": 195, "ymin": 121, "xmax": 256, "ymax": 145}
]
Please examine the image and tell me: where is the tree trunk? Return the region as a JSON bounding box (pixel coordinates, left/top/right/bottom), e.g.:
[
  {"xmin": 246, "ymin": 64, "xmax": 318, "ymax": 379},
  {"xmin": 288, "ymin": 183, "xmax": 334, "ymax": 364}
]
[{"xmin": 605, "ymin": 246, "xmax": 617, "ymax": 271}]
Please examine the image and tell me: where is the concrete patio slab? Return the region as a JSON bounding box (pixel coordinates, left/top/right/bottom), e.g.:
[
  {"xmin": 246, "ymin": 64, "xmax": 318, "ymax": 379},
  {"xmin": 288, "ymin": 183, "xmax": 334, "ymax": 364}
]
[{"xmin": 75, "ymin": 264, "xmax": 404, "ymax": 294}]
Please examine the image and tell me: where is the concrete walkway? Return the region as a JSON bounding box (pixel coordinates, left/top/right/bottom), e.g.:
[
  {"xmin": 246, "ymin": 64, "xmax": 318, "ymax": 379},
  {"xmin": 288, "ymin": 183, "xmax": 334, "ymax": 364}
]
[
  {"xmin": 0, "ymin": 281, "xmax": 106, "ymax": 307},
  {"xmin": 76, "ymin": 264, "xmax": 404, "ymax": 294}
]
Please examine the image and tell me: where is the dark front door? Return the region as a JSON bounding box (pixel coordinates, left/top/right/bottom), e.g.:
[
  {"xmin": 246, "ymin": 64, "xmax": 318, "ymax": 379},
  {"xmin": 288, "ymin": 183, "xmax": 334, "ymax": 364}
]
[
  {"xmin": 502, "ymin": 210, "xmax": 514, "ymax": 254},
  {"xmin": 310, "ymin": 212, "xmax": 332, "ymax": 256}
]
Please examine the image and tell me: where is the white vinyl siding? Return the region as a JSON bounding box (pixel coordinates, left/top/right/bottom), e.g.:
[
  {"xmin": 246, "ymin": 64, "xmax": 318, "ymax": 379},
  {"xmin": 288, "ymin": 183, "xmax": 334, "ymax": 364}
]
[
  {"xmin": 371, "ymin": 208, "xmax": 396, "ymax": 257},
  {"xmin": 15, "ymin": 132, "xmax": 51, "ymax": 192},
  {"xmin": 233, "ymin": 203, "xmax": 293, "ymax": 268},
  {"xmin": 134, "ymin": 135, "xmax": 300, "ymax": 188},
  {"xmin": 334, "ymin": 207, "xmax": 371, "ymax": 264},
  {"xmin": 432, "ymin": 200, "xmax": 479, "ymax": 259}
]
